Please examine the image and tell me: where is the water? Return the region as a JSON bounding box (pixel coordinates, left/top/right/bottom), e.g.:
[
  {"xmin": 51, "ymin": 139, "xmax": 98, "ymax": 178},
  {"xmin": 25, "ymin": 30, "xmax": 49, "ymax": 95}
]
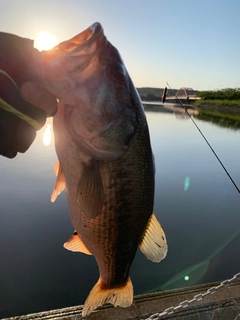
[{"xmin": 0, "ymin": 104, "xmax": 240, "ymax": 317}]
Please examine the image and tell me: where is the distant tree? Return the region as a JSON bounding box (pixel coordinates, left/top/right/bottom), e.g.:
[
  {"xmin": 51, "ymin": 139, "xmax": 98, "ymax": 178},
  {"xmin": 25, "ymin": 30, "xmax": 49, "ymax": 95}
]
[
  {"xmin": 146, "ymin": 93, "xmax": 157, "ymax": 101},
  {"xmin": 196, "ymin": 88, "xmax": 240, "ymax": 100}
]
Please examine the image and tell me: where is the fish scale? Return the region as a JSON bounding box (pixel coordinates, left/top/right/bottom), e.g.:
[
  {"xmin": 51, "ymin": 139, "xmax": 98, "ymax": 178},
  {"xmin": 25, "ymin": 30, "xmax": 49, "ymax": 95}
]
[{"xmin": 84, "ymin": 122, "xmax": 155, "ymax": 286}]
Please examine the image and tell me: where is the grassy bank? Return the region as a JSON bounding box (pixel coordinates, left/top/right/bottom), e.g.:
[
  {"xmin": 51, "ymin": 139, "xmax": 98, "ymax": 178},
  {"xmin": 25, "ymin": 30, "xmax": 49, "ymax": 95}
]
[
  {"xmin": 194, "ymin": 99, "xmax": 240, "ymax": 108},
  {"xmin": 193, "ymin": 99, "xmax": 240, "ymax": 129},
  {"xmin": 193, "ymin": 99, "xmax": 240, "ymax": 118}
]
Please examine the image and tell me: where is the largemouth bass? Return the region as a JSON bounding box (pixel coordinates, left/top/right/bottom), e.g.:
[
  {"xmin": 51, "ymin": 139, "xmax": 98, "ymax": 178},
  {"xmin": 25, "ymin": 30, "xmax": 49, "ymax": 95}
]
[{"xmin": 40, "ymin": 22, "xmax": 167, "ymax": 316}]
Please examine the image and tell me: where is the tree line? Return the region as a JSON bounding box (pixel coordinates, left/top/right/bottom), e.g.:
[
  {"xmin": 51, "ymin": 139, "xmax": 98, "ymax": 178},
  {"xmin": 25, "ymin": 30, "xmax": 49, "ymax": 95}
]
[
  {"xmin": 196, "ymin": 88, "xmax": 240, "ymax": 100},
  {"xmin": 136, "ymin": 87, "xmax": 240, "ymax": 101},
  {"xmin": 136, "ymin": 87, "xmax": 177, "ymax": 101}
]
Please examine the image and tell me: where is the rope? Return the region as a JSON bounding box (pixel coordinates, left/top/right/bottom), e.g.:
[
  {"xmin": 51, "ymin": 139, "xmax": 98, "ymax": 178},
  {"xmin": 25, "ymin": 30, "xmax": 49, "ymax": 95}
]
[{"xmin": 166, "ymin": 82, "xmax": 240, "ymax": 194}]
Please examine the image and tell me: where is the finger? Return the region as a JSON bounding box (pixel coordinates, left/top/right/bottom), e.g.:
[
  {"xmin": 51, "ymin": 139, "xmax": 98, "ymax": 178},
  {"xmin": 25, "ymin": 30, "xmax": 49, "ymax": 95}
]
[{"xmin": 20, "ymin": 82, "xmax": 57, "ymax": 117}]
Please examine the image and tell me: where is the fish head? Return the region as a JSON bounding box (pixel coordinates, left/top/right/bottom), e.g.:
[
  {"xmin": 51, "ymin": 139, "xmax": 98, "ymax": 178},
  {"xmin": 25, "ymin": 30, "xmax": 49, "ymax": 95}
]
[{"xmin": 41, "ymin": 23, "xmax": 142, "ymax": 160}]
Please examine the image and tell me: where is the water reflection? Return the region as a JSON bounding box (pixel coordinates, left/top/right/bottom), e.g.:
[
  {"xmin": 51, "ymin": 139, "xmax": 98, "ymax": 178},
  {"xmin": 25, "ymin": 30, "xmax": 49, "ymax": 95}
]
[
  {"xmin": 195, "ymin": 112, "xmax": 240, "ymax": 130},
  {"xmin": 143, "ymin": 102, "xmax": 199, "ymax": 120},
  {"xmin": 0, "ymin": 105, "xmax": 240, "ymax": 317},
  {"xmin": 143, "ymin": 108, "xmax": 240, "ymax": 294}
]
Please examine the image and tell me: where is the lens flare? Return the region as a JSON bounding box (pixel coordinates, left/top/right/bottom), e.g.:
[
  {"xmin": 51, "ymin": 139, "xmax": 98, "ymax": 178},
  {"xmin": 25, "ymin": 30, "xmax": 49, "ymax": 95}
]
[{"xmin": 184, "ymin": 177, "xmax": 190, "ymax": 191}]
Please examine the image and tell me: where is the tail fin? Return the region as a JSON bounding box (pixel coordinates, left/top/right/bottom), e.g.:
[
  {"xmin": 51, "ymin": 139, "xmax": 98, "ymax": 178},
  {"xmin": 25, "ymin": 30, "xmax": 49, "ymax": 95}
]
[{"xmin": 82, "ymin": 277, "xmax": 133, "ymax": 317}]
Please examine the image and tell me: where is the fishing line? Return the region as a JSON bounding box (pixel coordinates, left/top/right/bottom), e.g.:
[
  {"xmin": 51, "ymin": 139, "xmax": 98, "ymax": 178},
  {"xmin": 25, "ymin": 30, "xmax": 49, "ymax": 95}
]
[{"xmin": 166, "ymin": 82, "xmax": 240, "ymax": 194}]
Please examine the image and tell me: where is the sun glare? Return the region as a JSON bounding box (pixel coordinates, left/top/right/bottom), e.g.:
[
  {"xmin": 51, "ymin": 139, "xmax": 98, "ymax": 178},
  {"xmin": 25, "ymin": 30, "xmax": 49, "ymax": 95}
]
[
  {"xmin": 35, "ymin": 32, "xmax": 58, "ymax": 51},
  {"xmin": 43, "ymin": 124, "xmax": 52, "ymax": 146}
]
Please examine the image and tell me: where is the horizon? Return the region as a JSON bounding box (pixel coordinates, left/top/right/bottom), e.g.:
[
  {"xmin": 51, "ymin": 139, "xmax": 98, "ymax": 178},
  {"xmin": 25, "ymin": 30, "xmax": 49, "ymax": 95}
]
[{"xmin": 1, "ymin": 0, "xmax": 240, "ymax": 90}]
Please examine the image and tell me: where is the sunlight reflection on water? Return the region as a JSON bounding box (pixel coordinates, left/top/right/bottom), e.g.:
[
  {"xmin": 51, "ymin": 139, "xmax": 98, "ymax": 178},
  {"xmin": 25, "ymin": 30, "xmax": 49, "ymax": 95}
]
[{"xmin": 43, "ymin": 124, "xmax": 52, "ymax": 146}]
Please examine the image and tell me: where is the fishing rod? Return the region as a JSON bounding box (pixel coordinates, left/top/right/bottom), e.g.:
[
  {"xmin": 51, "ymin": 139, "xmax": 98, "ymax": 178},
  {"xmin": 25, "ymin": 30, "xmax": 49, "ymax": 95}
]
[{"xmin": 165, "ymin": 82, "xmax": 240, "ymax": 194}]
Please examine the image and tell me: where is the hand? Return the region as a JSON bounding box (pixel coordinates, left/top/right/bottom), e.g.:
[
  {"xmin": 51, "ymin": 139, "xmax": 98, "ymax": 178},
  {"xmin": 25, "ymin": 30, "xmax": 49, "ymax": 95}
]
[
  {"xmin": 0, "ymin": 32, "xmax": 57, "ymax": 158},
  {"xmin": 0, "ymin": 82, "xmax": 57, "ymax": 159},
  {"xmin": 20, "ymin": 82, "xmax": 57, "ymax": 117}
]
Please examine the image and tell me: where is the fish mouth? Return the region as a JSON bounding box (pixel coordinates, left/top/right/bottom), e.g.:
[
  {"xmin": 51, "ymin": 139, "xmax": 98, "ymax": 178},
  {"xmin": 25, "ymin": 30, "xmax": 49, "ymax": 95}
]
[
  {"xmin": 39, "ymin": 22, "xmax": 107, "ymax": 92},
  {"xmin": 42, "ymin": 22, "xmax": 106, "ymax": 62}
]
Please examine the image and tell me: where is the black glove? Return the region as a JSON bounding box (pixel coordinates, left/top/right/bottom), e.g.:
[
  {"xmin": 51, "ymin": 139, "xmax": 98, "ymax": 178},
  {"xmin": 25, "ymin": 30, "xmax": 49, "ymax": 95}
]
[{"xmin": 0, "ymin": 32, "xmax": 46, "ymax": 158}]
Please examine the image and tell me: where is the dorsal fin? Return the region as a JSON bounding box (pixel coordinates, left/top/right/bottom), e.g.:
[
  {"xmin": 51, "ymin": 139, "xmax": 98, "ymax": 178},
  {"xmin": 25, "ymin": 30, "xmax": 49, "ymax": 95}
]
[
  {"xmin": 77, "ymin": 160, "xmax": 104, "ymax": 218},
  {"xmin": 64, "ymin": 231, "xmax": 92, "ymax": 255},
  {"xmin": 51, "ymin": 160, "xmax": 66, "ymax": 202},
  {"xmin": 139, "ymin": 213, "xmax": 168, "ymax": 262}
]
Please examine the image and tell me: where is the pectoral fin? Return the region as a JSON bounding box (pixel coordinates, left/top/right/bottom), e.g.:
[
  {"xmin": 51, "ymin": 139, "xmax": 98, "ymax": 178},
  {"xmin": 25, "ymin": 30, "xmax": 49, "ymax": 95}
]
[
  {"xmin": 64, "ymin": 231, "xmax": 92, "ymax": 255},
  {"xmin": 51, "ymin": 161, "xmax": 66, "ymax": 202},
  {"xmin": 53, "ymin": 160, "xmax": 60, "ymax": 176},
  {"xmin": 139, "ymin": 213, "xmax": 168, "ymax": 262},
  {"xmin": 77, "ymin": 160, "xmax": 104, "ymax": 219}
]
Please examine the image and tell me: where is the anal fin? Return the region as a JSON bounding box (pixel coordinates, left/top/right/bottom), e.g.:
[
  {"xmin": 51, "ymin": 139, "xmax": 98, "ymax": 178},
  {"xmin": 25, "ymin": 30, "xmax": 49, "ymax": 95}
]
[
  {"xmin": 51, "ymin": 161, "xmax": 66, "ymax": 202},
  {"xmin": 140, "ymin": 213, "xmax": 168, "ymax": 263},
  {"xmin": 64, "ymin": 231, "xmax": 92, "ymax": 255},
  {"xmin": 82, "ymin": 277, "xmax": 133, "ymax": 317},
  {"xmin": 77, "ymin": 160, "xmax": 104, "ymax": 219}
]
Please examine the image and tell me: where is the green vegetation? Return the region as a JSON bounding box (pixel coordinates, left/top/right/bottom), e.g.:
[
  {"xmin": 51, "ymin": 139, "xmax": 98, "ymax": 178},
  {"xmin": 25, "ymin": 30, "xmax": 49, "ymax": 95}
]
[
  {"xmin": 194, "ymin": 99, "xmax": 240, "ymax": 110},
  {"xmin": 194, "ymin": 111, "xmax": 240, "ymax": 130},
  {"xmin": 193, "ymin": 91, "xmax": 240, "ymax": 130},
  {"xmin": 137, "ymin": 87, "xmax": 240, "ymax": 128},
  {"xmin": 136, "ymin": 87, "xmax": 163, "ymax": 96},
  {"xmin": 195, "ymin": 108, "xmax": 240, "ymax": 121},
  {"xmin": 136, "ymin": 86, "xmax": 240, "ymax": 130},
  {"xmin": 193, "ymin": 94, "xmax": 240, "ymax": 117},
  {"xmin": 193, "ymin": 88, "xmax": 240, "ymax": 124},
  {"xmin": 137, "ymin": 87, "xmax": 240, "ymax": 102},
  {"xmin": 136, "ymin": 87, "xmax": 162, "ymax": 101},
  {"xmin": 196, "ymin": 88, "xmax": 240, "ymax": 100}
]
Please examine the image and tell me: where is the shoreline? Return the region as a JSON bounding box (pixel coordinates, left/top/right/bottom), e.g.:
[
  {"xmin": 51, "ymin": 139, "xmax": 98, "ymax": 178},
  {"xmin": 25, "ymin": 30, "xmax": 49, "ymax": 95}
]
[
  {"xmin": 193, "ymin": 100, "xmax": 240, "ymax": 118},
  {"xmin": 192, "ymin": 100, "xmax": 240, "ymax": 129}
]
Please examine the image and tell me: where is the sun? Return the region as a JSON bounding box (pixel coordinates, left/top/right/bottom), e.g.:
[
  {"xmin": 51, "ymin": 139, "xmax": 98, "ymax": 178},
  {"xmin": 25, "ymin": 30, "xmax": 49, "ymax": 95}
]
[{"xmin": 34, "ymin": 31, "xmax": 58, "ymax": 51}]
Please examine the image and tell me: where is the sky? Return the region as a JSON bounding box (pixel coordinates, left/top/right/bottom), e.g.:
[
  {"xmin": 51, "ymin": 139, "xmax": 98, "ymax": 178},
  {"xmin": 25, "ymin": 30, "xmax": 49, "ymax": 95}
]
[{"xmin": 1, "ymin": 0, "xmax": 240, "ymax": 90}]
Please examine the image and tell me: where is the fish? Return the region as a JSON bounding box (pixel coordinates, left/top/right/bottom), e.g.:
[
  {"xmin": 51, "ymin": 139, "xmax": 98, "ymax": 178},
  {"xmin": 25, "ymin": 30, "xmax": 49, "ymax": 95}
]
[{"xmin": 39, "ymin": 22, "xmax": 168, "ymax": 316}]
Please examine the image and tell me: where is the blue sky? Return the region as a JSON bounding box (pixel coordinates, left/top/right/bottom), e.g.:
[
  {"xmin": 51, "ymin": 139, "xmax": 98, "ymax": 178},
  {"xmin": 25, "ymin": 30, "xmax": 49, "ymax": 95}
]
[{"xmin": 1, "ymin": 0, "xmax": 240, "ymax": 90}]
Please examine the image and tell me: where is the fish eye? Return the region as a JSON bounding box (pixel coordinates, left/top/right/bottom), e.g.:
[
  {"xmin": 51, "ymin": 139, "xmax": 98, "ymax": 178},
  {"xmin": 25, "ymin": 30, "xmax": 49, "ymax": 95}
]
[{"xmin": 107, "ymin": 63, "xmax": 125, "ymax": 84}]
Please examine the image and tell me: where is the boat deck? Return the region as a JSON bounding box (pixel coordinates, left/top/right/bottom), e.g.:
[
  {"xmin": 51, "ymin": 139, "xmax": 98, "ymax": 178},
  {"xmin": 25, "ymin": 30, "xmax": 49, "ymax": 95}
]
[{"xmin": 2, "ymin": 280, "xmax": 240, "ymax": 320}]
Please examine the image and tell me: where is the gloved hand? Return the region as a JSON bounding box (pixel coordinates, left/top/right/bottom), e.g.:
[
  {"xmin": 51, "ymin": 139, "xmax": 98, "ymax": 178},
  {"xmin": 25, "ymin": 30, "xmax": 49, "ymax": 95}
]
[{"xmin": 0, "ymin": 32, "xmax": 57, "ymax": 158}]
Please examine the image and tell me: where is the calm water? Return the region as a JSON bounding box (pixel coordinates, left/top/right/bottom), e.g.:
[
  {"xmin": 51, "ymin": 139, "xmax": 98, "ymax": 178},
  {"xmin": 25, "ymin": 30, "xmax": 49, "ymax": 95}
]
[{"xmin": 0, "ymin": 104, "xmax": 240, "ymax": 317}]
